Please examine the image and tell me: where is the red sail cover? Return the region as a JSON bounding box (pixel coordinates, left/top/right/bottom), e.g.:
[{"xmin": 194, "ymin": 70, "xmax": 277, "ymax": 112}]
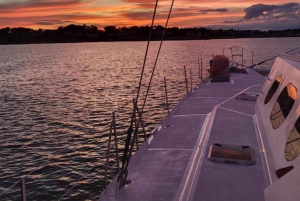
[{"xmin": 210, "ymin": 55, "xmax": 230, "ymax": 79}]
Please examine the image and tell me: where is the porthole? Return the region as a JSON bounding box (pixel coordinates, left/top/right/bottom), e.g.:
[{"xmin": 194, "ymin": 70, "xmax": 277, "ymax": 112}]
[
  {"xmin": 285, "ymin": 117, "xmax": 300, "ymax": 161},
  {"xmin": 270, "ymin": 83, "xmax": 297, "ymax": 129},
  {"xmin": 265, "ymin": 74, "xmax": 282, "ymax": 104}
]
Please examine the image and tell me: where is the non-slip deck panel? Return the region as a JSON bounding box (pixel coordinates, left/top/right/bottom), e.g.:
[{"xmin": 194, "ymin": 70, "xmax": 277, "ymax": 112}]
[
  {"xmin": 120, "ymin": 150, "xmax": 192, "ymax": 201},
  {"xmin": 192, "ymin": 105, "xmax": 266, "ymax": 201},
  {"xmin": 148, "ymin": 115, "xmax": 206, "ymax": 149}
]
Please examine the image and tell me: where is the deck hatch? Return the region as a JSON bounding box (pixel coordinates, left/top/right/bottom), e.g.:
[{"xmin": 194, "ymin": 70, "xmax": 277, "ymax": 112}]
[
  {"xmin": 208, "ymin": 143, "xmax": 256, "ymax": 165},
  {"xmin": 235, "ymin": 93, "xmax": 259, "ymax": 101}
]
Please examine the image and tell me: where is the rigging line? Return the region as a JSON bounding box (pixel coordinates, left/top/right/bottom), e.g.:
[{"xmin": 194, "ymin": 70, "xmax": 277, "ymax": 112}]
[
  {"xmin": 140, "ymin": 0, "xmax": 175, "ymax": 115},
  {"xmin": 251, "ymin": 46, "xmax": 300, "ymax": 68},
  {"xmin": 121, "ymin": 0, "xmax": 175, "ymax": 186},
  {"xmin": 134, "ymin": 0, "xmax": 159, "ymax": 104},
  {"xmin": 119, "ymin": 0, "xmax": 159, "ymax": 182}
]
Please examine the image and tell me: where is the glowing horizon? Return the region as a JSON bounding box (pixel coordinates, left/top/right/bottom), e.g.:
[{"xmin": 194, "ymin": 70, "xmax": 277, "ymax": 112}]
[{"xmin": 0, "ymin": 0, "xmax": 299, "ymax": 30}]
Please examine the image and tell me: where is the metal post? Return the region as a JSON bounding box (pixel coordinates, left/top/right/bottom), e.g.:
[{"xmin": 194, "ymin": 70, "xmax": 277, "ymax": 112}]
[
  {"xmin": 164, "ymin": 77, "xmax": 170, "ymax": 114},
  {"xmin": 252, "ymin": 50, "xmax": 253, "ymax": 66},
  {"xmin": 230, "ymin": 48, "xmax": 233, "ymax": 64},
  {"xmin": 198, "ymin": 58, "xmax": 200, "ymax": 82},
  {"xmin": 132, "ymin": 99, "xmax": 139, "ymax": 150},
  {"xmin": 242, "ymin": 48, "xmax": 244, "ymax": 67},
  {"xmin": 201, "ymin": 58, "xmax": 203, "ymax": 82},
  {"xmin": 190, "ymin": 68, "xmax": 192, "ymax": 91},
  {"xmin": 136, "ymin": 105, "xmax": 147, "ymax": 140},
  {"xmin": 184, "ymin": 66, "xmax": 188, "ymax": 94},
  {"xmin": 21, "ymin": 176, "xmax": 26, "ymax": 201},
  {"xmin": 112, "ymin": 112, "xmax": 120, "ymax": 173},
  {"xmin": 104, "ymin": 115, "xmax": 114, "ymax": 188}
]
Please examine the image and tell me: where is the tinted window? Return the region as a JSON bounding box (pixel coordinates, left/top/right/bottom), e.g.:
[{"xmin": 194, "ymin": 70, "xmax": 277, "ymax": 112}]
[
  {"xmin": 270, "ymin": 84, "xmax": 297, "ymax": 129},
  {"xmin": 265, "ymin": 75, "xmax": 282, "ymax": 104},
  {"xmin": 285, "ymin": 117, "xmax": 300, "ymax": 161}
]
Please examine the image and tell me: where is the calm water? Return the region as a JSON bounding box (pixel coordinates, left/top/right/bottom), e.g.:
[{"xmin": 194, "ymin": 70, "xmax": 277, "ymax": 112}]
[{"xmin": 1, "ymin": 38, "xmax": 300, "ymax": 200}]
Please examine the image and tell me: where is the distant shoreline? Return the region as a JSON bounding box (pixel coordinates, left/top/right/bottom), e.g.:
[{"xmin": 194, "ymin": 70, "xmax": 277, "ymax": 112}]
[
  {"xmin": 1, "ymin": 24, "xmax": 299, "ymax": 45},
  {"xmin": 1, "ymin": 36, "xmax": 300, "ymax": 45}
]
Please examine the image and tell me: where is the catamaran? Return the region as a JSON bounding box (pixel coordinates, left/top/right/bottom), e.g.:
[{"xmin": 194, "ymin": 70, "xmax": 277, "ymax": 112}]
[{"xmin": 99, "ymin": 47, "xmax": 300, "ymax": 201}]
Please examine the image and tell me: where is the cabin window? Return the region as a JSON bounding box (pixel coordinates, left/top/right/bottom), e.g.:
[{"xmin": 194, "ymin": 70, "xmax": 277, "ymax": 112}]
[
  {"xmin": 265, "ymin": 74, "xmax": 282, "ymax": 104},
  {"xmin": 270, "ymin": 83, "xmax": 297, "ymax": 129},
  {"xmin": 285, "ymin": 117, "xmax": 300, "ymax": 161}
]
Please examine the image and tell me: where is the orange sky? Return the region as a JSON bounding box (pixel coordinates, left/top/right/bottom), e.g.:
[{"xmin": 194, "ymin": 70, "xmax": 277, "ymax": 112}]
[{"xmin": 0, "ymin": 0, "xmax": 299, "ymax": 30}]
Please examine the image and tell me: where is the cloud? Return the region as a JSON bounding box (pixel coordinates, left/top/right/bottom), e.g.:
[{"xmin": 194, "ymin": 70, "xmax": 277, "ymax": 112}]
[
  {"xmin": 210, "ymin": 19, "xmax": 300, "ymax": 30},
  {"xmin": 243, "ymin": 2, "xmax": 300, "ymax": 20},
  {"xmin": 121, "ymin": 6, "xmax": 204, "ymax": 26},
  {"xmin": 199, "ymin": 8, "xmax": 228, "ymax": 14},
  {"xmin": 216, "ymin": 2, "xmax": 300, "ymax": 30},
  {"xmin": 35, "ymin": 20, "xmax": 74, "ymax": 26},
  {"xmin": 122, "ymin": 0, "xmax": 168, "ymax": 2}
]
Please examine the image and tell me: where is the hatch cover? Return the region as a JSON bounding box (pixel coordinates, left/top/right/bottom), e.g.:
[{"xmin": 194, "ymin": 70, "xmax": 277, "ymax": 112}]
[
  {"xmin": 208, "ymin": 143, "xmax": 256, "ymax": 165},
  {"xmin": 235, "ymin": 93, "xmax": 259, "ymax": 101}
]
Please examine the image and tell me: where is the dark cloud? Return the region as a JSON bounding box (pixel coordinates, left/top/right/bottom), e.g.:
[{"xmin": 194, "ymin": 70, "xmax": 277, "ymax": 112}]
[
  {"xmin": 209, "ymin": 19, "xmax": 300, "ymax": 30},
  {"xmin": 199, "ymin": 8, "xmax": 228, "ymax": 14},
  {"xmin": 243, "ymin": 2, "xmax": 300, "ymax": 20},
  {"xmin": 215, "ymin": 2, "xmax": 300, "ymax": 30},
  {"xmin": 35, "ymin": 20, "xmax": 73, "ymax": 26},
  {"xmin": 122, "ymin": 9, "xmax": 200, "ymax": 22},
  {"xmin": 122, "ymin": 0, "xmax": 168, "ymax": 2},
  {"xmin": 223, "ymin": 19, "xmax": 243, "ymax": 24},
  {"xmin": 0, "ymin": 12, "xmax": 105, "ymax": 28}
]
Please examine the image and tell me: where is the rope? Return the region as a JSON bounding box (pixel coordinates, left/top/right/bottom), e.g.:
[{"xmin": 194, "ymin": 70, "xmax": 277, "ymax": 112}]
[
  {"xmin": 118, "ymin": 0, "xmax": 160, "ymax": 185},
  {"xmin": 134, "ymin": 0, "xmax": 159, "ymax": 104},
  {"xmin": 119, "ymin": 0, "xmax": 175, "ymax": 188},
  {"xmin": 140, "ymin": 0, "xmax": 175, "ymax": 114},
  {"xmin": 252, "ymin": 46, "xmax": 300, "ymax": 67}
]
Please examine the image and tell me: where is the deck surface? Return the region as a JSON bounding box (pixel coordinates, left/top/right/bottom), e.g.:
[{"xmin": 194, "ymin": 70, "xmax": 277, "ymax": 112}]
[{"xmin": 99, "ymin": 69, "xmax": 269, "ymax": 201}]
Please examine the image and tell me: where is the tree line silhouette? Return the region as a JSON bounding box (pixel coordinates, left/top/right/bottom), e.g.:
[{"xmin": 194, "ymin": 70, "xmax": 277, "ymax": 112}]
[{"xmin": 0, "ymin": 24, "xmax": 300, "ymax": 44}]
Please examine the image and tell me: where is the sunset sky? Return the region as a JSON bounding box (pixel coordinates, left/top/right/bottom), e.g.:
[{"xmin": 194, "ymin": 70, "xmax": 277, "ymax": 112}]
[{"xmin": 0, "ymin": 0, "xmax": 299, "ymax": 30}]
